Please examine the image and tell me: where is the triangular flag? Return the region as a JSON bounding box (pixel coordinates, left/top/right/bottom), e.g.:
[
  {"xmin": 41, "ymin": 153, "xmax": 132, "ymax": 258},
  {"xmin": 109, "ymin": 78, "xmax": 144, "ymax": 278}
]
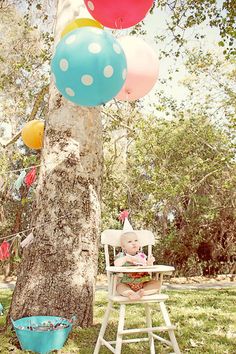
[
  {"xmin": 0, "ymin": 241, "xmax": 10, "ymax": 260},
  {"xmin": 14, "ymin": 170, "xmax": 26, "ymax": 191},
  {"xmin": 25, "ymin": 167, "xmax": 36, "ymax": 188},
  {"xmin": 20, "ymin": 232, "xmax": 34, "ymax": 248}
]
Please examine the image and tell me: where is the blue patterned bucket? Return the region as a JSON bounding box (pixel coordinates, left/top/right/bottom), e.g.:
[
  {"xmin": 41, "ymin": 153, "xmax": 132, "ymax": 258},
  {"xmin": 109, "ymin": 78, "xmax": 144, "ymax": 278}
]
[{"xmin": 11, "ymin": 316, "xmax": 73, "ymax": 354}]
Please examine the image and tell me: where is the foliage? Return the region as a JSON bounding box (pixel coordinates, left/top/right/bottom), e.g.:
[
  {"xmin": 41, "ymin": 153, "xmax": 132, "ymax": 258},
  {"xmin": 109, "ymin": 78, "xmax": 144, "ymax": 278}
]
[
  {"xmin": 180, "ymin": 50, "xmax": 236, "ymax": 154},
  {"xmin": 0, "ymin": 4, "xmax": 50, "ymax": 276},
  {"xmin": 0, "ymin": 5, "xmax": 51, "ymax": 130},
  {"xmin": 127, "ymin": 115, "xmax": 235, "ymax": 275},
  {"xmin": 1, "ymin": 288, "xmax": 236, "ymax": 353},
  {"xmin": 156, "ymin": 0, "xmax": 236, "ymax": 58}
]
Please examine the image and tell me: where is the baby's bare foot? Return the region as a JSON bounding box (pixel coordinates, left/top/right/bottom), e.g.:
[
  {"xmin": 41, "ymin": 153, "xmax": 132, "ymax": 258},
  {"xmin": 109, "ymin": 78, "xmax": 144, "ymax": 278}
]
[
  {"xmin": 127, "ymin": 290, "xmax": 141, "ymax": 300},
  {"xmin": 138, "ymin": 289, "xmax": 145, "ymax": 298}
]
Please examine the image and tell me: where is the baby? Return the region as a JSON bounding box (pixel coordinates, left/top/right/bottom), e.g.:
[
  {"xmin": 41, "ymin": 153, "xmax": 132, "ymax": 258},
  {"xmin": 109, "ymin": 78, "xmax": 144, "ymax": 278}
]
[{"xmin": 114, "ymin": 231, "xmax": 160, "ymax": 300}]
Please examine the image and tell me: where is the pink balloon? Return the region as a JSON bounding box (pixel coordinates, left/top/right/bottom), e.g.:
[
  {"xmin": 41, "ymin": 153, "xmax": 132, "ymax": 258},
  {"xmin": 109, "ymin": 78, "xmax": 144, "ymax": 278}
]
[
  {"xmin": 116, "ymin": 36, "xmax": 159, "ymax": 101},
  {"xmin": 84, "ymin": 0, "xmax": 154, "ymax": 29}
]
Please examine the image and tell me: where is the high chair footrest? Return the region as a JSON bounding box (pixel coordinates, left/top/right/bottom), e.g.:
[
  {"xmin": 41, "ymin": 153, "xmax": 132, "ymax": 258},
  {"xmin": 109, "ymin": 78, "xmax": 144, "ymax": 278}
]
[
  {"xmin": 109, "ymin": 294, "xmax": 169, "ymax": 303},
  {"xmin": 119, "ymin": 325, "xmax": 176, "ymax": 335},
  {"xmin": 108, "ymin": 338, "xmax": 150, "ymax": 344},
  {"xmin": 100, "ymin": 338, "xmax": 115, "ymax": 353}
]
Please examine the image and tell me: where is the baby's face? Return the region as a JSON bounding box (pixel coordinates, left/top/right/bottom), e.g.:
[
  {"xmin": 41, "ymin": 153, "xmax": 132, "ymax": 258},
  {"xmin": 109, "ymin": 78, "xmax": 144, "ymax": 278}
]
[{"xmin": 121, "ymin": 232, "xmax": 140, "ymax": 255}]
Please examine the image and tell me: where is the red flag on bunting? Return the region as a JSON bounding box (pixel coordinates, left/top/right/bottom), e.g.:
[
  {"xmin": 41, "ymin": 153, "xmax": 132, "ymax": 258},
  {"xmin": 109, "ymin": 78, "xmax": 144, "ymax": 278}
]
[
  {"xmin": 0, "ymin": 241, "xmax": 10, "ymax": 261},
  {"xmin": 25, "ymin": 167, "xmax": 36, "ymax": 188}
]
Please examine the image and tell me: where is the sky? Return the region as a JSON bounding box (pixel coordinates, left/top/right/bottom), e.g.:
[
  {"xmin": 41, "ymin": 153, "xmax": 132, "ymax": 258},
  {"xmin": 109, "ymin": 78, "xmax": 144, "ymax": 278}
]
[{"xmin": 141, "ymin": 4, "xmax": 222, "ymax": 112}]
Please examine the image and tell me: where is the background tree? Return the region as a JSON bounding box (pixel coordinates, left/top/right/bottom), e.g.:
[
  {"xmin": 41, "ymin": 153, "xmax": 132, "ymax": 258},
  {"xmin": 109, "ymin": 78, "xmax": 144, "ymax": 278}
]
[{"xmin": 128, "ymin": 115, "xmax": 235, "ymax": 275}]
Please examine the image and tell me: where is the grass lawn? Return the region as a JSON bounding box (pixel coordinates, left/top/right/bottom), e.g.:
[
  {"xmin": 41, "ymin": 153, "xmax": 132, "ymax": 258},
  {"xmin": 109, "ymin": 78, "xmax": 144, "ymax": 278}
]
[{"xmin": 0, "ymin": 288, "xmax": 236, "ymax": 353}]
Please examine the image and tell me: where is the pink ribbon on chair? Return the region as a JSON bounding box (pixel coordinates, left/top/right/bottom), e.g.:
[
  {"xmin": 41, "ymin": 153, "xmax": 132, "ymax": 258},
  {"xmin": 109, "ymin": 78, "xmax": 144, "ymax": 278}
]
[{"xmin": 118, "ymin": 210, "xmax": 129, "ymax": 223}]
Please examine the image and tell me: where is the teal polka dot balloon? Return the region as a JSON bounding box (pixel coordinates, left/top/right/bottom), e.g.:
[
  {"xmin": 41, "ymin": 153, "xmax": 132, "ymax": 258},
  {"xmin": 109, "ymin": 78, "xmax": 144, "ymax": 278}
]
[{"xmin": 51, "ymin": 27, "xmax": 127, "ymax": 107}]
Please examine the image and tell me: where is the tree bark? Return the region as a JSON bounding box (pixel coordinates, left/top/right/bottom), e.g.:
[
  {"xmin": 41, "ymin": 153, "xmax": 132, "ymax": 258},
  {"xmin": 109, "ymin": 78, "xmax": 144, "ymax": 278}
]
[{"xmin": 9, "ymin": 0, "xmax": 102, "ymax": 327}]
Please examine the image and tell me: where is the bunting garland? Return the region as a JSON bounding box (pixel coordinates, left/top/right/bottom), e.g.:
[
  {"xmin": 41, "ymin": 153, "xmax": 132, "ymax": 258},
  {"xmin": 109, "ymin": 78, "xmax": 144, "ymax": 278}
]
[
  {"xmin": 0, "ymin": 213, "xmax": 82, "ymax": 261},
  {"xmin": 20, "ymin": 232, "xmax": 34, "ymax": 248},
  {"xmin": 14, "ymin": 170, "xmax": 27, "ymax": 191},
  {"xmin": 0, "ymin": 213, "xmax": 85, "ymax": 261}
]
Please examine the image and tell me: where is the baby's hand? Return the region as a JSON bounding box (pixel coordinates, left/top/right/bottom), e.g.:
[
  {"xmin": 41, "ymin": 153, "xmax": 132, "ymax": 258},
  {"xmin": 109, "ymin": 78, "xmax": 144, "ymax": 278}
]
[
  {"xmin": 135, "ymin": 253, "xmax": 147, "ymax": 265},
  {"xmin": 147, "ymin": 255, "xmax": 155, "ymax": 266}
]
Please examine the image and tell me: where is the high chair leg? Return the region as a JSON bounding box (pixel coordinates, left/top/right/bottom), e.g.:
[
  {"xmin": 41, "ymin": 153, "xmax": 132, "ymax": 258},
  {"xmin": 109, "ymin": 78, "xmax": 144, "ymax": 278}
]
[
  {"xmin": 159, "ymin": 302, "xmax": 181, "ymax": 354},
  {"xmin": 145, "ymin": 303, "xmax": 155, "ymax": 354},
  {"xmin": 115, "ymin": 304, "xmax": 126, "ymax": 354},
  {"xmin": 94, "ymin": 301, "xmax": 113, "ymax": 354}
]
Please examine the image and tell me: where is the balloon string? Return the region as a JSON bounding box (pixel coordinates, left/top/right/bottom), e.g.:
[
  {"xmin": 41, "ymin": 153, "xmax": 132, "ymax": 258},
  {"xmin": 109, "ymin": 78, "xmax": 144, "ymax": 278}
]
[
  {"xmin": 118, "ymin": 17, "xmax": 123, "ymax": 30},
  {"xmin": 113, "ymin": 98, "xmax": 120, "ymax": 111},
  {"xmin": 125, "ymin": 91, "xmax": 129, "ymax": 115},
  {"xmin": 0, "ymin": 153, "xmax": 86, "ymax": 176},
  {"xmin": 0, "ymin": 164, "xmax": 41, "ymax": 176},
  {"xmin": 0, "ymin": 212, "xmax": 75, "ymax": 242},
  {"xmin": 115, "ymin": 17, "xmax": 123, "ymax": 33}
]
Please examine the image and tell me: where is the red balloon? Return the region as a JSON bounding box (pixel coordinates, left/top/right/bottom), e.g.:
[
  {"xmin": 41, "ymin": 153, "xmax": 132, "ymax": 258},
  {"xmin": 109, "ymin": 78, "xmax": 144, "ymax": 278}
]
[{"xmin": 84, "ymin": 0, "xmax": 154, "ymax": 29}]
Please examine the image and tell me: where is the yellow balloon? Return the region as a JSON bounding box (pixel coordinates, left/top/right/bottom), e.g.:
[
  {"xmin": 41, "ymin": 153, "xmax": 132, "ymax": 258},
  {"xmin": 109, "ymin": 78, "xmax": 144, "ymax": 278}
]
[
  {"xmin": 21, "ymin": 120, "xmax": 44, "ymax": 150},
  {"xmin": 61, "ymin": 18, "xmax": 104, "ymax": 38}
]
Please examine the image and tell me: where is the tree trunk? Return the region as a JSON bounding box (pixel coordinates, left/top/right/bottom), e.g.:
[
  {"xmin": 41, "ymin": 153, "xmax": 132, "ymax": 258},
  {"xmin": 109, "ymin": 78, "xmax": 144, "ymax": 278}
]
[{"xmin": 9, "ymin": 0, "xmax": 102, "ymax": 327}]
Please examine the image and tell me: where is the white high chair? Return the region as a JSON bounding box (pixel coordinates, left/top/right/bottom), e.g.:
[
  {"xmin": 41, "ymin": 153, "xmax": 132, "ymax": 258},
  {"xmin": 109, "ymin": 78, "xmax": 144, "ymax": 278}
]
[{"xmin": 94, "ymin": 229, "xmax": 181, "ymax": 354}]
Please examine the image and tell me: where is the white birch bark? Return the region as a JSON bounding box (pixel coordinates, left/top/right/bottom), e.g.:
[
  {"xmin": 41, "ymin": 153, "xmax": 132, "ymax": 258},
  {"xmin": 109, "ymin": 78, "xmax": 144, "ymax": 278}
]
[{"xmin": 9, "ymin": 0, "xmax": 102, "ymax": 327}]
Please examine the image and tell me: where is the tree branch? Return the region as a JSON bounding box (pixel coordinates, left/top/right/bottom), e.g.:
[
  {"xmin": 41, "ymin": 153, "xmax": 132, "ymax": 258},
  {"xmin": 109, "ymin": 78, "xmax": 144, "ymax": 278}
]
[
  {"xmin": 1, "ymin": 84, "xmax": 49, "ymax": 149},
  {"xmin": 2, "ymin": 130, "xmax": 22, "ymax": 148},
  {"xmin": 191, "ymin": 169, "xmax": 219, "ymax": 193}
]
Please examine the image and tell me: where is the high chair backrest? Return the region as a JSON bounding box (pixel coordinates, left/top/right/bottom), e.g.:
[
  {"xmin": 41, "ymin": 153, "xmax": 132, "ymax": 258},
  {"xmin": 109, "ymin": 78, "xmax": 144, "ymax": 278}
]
[{"xmin": 101, "ymin": 229, "xmax": 155, "ymax": 268}]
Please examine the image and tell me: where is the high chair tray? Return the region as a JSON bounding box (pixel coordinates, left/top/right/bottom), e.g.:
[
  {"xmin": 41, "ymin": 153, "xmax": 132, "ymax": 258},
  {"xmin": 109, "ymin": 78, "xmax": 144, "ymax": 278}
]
[{"xmin": 106, "ymin": 265, "xmax": 175, "ymax": 273}]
